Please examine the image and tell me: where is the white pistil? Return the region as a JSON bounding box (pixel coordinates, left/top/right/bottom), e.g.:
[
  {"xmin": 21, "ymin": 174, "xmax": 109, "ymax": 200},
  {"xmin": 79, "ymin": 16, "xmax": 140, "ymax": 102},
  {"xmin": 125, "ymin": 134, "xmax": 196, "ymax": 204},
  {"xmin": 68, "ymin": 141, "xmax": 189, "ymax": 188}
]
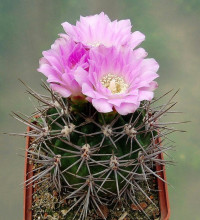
[
  {"xmin": 100, "ymin": 73, "xmax": 128, "ymax": 94},
  {"xmin": 87, "ymin": 42, "xmax": 101, "ymax": 47}
]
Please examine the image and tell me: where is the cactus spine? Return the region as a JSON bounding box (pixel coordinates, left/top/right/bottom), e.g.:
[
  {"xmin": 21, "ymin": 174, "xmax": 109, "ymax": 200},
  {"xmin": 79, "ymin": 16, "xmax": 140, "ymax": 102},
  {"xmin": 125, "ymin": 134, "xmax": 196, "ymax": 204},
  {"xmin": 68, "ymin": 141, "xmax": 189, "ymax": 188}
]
[{"xmin": 11, "ymin": 83, "xmax": 183, "ymax": 219}]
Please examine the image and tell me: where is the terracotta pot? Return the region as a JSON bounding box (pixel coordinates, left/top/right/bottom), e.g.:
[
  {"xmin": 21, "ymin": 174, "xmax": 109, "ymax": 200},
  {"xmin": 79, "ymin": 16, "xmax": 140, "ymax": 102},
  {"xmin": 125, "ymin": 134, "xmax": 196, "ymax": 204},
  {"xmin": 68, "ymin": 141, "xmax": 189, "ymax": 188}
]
[
  {"xmin": 156, "ymin": 152, "xmax": 170, "ymax": 220},
  {"xmin": 23, "ymin": 130, "xmax": 170, "ymax": 220},
  {"xmin": 24, "ymin": 126, "xmax": 33, "ymax": 220}
]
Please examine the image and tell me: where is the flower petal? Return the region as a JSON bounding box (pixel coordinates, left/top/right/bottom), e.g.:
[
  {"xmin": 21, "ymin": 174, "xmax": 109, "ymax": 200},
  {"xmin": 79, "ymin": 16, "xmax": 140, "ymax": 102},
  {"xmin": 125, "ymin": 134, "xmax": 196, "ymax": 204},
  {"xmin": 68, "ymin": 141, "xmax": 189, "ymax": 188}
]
[
  {"xmin": 115, "ymin": 103, "xmax": 139, "ymax": 115},
  {"xmin": 62, "ymin": 12, "xmax": 145, "ymax": 50},
  {"xmin": 38, "ymin": 36, "xmax": 89, "ymax": 97},
  {"xmin": 130, "ymin": 31, "xmax": 145, "ymax": 49},
  {"xmin": 74, "ymin": 67, "xmax": 90, "ymax": 85},
  {"xmin": 50, "ymin": 84, "xmax": 71, "ymax": 97},
  {"xmin": 92, "ymin": 99, "xmax": 113, "ymax": 113}
]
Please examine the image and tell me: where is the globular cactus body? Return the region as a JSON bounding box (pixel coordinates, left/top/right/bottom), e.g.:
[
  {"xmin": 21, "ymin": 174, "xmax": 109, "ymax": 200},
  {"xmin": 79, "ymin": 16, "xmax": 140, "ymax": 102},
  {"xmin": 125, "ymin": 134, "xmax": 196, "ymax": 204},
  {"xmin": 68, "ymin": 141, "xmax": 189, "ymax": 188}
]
[
  {"xmin": 10, "ymin": 83, "xmax": 182, "ymax": 219},
  {"xmin": 46, "ymin": 101, "xmax": 152, "ymax": 192}
]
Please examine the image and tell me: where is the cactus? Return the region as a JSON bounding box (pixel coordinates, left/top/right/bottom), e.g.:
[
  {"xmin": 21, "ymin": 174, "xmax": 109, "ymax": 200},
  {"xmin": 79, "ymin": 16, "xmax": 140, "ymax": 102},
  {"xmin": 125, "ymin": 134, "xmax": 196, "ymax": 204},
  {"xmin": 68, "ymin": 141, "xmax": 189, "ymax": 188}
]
[
  {"xmin": 10, "ymin": 82, "xmax": 185, "ymax": 219},
  {"xmin": 10, "ymin": 12, "xmax": 187, "ymax": 220}
]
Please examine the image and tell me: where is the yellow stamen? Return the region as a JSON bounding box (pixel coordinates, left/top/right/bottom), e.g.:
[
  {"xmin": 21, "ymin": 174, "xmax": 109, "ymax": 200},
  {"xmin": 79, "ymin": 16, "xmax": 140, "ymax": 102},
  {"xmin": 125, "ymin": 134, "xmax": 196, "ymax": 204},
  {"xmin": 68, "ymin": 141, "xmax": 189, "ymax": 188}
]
[{"xmin": 100, "ymin": 74, "xmax": 128, "ymax": 94}]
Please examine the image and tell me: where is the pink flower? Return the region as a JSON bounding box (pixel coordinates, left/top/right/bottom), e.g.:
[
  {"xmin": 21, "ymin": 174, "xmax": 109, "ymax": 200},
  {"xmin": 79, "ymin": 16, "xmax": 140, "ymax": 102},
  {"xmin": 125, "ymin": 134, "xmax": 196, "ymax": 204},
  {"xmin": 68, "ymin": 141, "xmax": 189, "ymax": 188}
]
[
  {"xmin": 38, "ymin": 36, "xmax": 89, "ymax": 97},
  {"xmin": 62, "ymin": 12, "xmax": 145, "ymax": 49},
  {"xmin": 75, "ymin": 46, "xmax": 159, "ymax": 115}
]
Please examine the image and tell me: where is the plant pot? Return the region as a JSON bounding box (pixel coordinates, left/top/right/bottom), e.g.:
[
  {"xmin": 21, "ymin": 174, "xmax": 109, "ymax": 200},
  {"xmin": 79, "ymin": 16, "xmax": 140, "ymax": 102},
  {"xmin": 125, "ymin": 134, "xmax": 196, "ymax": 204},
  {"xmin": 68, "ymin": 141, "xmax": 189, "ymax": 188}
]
[{"xmin": 23, "ymin": 128, "xmax": 170, "ymax": 220}]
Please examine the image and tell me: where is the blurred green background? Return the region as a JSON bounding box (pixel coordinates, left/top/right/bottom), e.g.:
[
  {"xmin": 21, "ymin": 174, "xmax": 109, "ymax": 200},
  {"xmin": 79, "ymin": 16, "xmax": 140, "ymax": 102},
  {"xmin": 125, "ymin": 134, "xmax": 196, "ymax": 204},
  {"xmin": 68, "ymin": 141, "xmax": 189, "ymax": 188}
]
[{"xmin": 0, "ymin": 0, "xmax": 199, "ymax": 219}]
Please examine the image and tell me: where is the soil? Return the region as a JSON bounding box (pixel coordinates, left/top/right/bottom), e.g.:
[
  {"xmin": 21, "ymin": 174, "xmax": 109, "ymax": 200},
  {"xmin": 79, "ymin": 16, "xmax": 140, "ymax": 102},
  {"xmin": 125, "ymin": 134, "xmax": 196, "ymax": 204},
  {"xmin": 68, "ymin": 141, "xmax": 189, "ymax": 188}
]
[{"xmin": 31, "ymin": 173, "xmax": 160, "ymax": 220}]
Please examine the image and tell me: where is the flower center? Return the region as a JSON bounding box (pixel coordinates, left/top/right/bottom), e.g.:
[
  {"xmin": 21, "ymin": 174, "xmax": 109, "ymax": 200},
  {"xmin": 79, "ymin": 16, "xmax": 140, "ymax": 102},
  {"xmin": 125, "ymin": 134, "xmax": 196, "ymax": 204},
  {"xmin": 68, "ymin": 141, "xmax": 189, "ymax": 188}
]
[
  {"xmin": 87, "ymin": 42, "xmax": 101, "ymax": 47},
  {"xmin": 100, "ymin": 74, "xmax": 128, "ymax": 94}
]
